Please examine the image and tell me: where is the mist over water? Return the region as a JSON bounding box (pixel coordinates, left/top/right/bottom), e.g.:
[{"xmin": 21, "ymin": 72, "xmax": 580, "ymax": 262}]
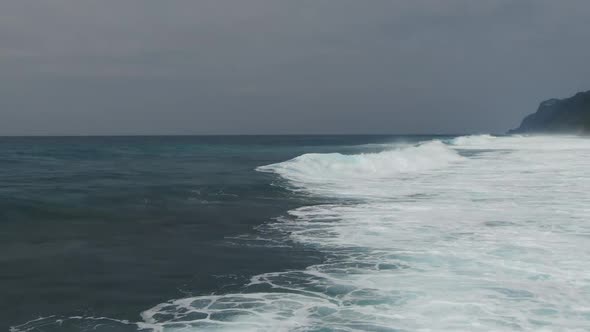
[{"xmin": 10, "ymin": 135, "xmax": 590, "ymax": 331}]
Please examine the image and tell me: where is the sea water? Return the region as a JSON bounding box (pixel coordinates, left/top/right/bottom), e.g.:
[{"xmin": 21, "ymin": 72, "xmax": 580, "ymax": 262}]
[{"xmin": 6, "ymin": 135, "xmax": 590, "ymax": 331}]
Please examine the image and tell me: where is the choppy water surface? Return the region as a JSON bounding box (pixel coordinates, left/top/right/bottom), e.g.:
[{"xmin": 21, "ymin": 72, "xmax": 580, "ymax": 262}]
[{"xmin": 7, "ymin": 135, "xmax": 590, "ymax": 331}]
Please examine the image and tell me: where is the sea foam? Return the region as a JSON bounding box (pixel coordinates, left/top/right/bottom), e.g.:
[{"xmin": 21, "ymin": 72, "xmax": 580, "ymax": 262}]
[
  {"xmin": 12, "ymin": 135, "xmax": 590, "ymax": 332},
  {"xmin": 257, "ymin": 140, "xmax": 463, "ymax": 199}
]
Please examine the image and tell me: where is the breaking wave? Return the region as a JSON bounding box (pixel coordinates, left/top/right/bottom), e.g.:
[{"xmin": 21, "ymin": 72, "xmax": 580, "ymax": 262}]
[
  {"xmin": 12, "ymin": 135, "xmax": 590, "ymax": 331},
  {"xmin": 257, "ymin": 141, "xmax": 463, "ymax": 198}
]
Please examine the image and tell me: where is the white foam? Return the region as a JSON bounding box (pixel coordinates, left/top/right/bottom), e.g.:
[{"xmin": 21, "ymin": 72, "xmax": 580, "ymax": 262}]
[
  {"xmin": 13, "ymin": 135, "xmax": 590, "ymax": 331},
  {"xmin": 449, "ymin": 134, "xmax": 498, "ymax": 146},
  {"xmin": 257, "ymin": 140, "xmax": 464, "ymax": 199},
  {"xmin": 451, "ymin": 134, "xmax": 590, "ymax": 151}
]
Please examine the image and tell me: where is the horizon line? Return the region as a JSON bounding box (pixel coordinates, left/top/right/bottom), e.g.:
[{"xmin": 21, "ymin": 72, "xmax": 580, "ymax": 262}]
[{"xmin": 0, "ymin": 132, "xmax": 485, "ymax": 138}]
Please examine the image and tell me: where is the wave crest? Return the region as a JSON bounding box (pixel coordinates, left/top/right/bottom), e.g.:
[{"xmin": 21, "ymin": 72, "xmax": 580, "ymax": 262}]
[
  {"xmin": 449, "ymin": 134, "xmax": 497, "ymax": 146},
  {"xmin": 257, "ymin": 141, "xmax": 463, "ymax": 188}
]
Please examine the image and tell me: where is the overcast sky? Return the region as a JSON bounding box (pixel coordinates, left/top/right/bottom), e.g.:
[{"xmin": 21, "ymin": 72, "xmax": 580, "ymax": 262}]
[{"xmin": 1, "ymin": 0, "xmax": 589, "ymax": 135}]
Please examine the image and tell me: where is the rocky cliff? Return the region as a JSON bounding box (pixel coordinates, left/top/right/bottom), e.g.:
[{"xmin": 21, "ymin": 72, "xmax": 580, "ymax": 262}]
[{"xmin": 510, "ymin": 90, "xmax": 590, "ymax": 134}]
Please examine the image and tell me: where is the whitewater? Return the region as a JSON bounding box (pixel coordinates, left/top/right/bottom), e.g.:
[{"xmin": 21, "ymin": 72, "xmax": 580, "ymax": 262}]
[{"xmin": 12, "ymin": 135, "xmax": 590, "ymax": 331}]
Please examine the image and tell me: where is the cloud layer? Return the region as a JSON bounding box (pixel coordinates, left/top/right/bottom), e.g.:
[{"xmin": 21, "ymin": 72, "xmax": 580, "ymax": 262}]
[{"xmin": 1, "ymin": 0, "xmax": 590, "ymax": 135}]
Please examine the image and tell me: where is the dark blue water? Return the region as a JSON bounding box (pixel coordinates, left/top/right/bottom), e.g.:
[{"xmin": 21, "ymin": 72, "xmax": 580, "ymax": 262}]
[{"xmin": 1, "ymin": 135, "xmax": 445, "ymax": 330}]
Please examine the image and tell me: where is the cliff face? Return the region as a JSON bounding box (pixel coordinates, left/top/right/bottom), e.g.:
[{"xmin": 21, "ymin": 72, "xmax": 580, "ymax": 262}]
[{"xmin": 510, "ymin": 90, "xmax": 590, "ymax": 134}]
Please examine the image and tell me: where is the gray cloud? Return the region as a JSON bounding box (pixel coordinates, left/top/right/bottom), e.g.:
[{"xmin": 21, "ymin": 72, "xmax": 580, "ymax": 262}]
[{"xmin": 1, "ymin": 0, "xmax": 590, "ymax": 135}]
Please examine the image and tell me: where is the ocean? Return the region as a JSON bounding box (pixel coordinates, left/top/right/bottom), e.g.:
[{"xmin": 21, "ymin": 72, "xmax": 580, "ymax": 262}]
[{"xmin": 3, "ymin": 135, "xmax": 590, "ymax": 331}]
